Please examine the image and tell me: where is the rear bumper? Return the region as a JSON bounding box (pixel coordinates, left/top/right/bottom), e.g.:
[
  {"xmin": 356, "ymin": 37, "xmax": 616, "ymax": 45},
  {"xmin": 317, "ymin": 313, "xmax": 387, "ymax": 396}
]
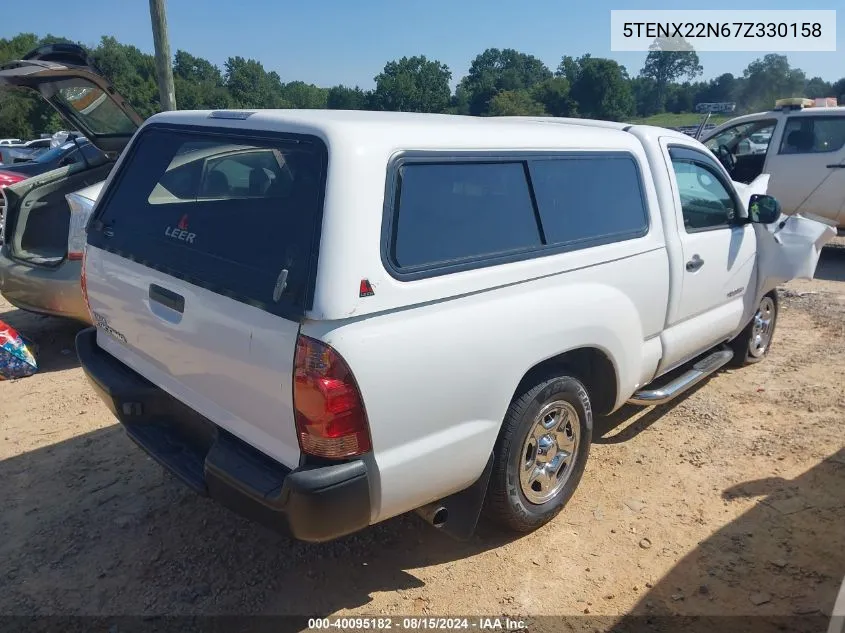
[
  {"xmin": 0, "ymin": 247, "xmax": 90, "ymax": 323},
  {"xmin": 75, "ymin": 327, "xmax": 372, "ymax": 543}
]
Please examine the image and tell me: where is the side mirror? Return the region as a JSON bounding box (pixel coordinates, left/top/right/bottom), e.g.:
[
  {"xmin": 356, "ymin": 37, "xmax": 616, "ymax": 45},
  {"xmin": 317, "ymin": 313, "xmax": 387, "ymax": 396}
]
[{"xmin": 748, "ymin": 194, "xmax": 781, "ymax": 224}]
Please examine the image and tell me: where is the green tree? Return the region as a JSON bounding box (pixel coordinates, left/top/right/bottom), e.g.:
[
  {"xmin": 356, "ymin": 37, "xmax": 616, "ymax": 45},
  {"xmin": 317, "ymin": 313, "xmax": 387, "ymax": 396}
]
[
  {"xmin": 740, "ymin": 54, "xmax": 805, "ymax": 112},
  {"xmin": 488, "ymin": 90, "xmax": 547, "ymax": 116},
  {"xmin": 0, "ymin": 33, "xmax": 41, "ymax": 61},
  {"xmin": 631, "ymin": 76, "xmax": 659, "ymax": 117},
  {"xmin": 566, "ymin": 56, "xmax": 635, "ymax": 121},
  {"xmin": 531, "ymin": 77, "xmax": 576, "ymax": 117},
  {"xmin": 173, "ymin": 50, "xmax": 223, "ymax": 84},
  {"xmin": 696, "ymin": 73, "xmax": 738, "ymax": 106},
  {"xmin": 638, "ymin": 37, "xmax": 702, "ymax": 113},
  {"xmin": 372, "ymin": 55, "xmax": 451, "ymax": 113},
  {"xmin": 89, "ymin": 36, "xmax": 159, "ymax": 118},
  {"xmin": 174, "ymin": 76, "xmax": 233, "ymax": 110},
  {"xmin": 172, "ymin": 50, "xmax": 231, "ymax": 110},
  {"xmin": 803, "ymin": 76, "xmax": 833, "ymax": 99},
  {"xmin": 833, "ymin": 78, "xmax": 845, "ymax": 104},
  {"xmin": 326, "ymin": 85, "xmax": 371, "ymax": 110},
  {"xmin": 665, "ymin": 82, "xmax": 695, "ymax": 113},
  {"xmin": 0, "ymin": 33, "xmax": 95, "ymax": 136},
  {"xmin": 556, "ymin": 55, "xmax": 582, "ymax": 83},
  {"xmin": 282, "ymin": 81, "xmax": 329, "ymax": 109},
  {"xmin": 459, "ymin": 48, "xmax": 552, "ymax": 115},
  {"xmin": 447, "ymin": 85, "xmax": 472, "ymax": 115},
  {"xmin": 224, "ymin": 56, "xmax": 287, "ymax": 108}
]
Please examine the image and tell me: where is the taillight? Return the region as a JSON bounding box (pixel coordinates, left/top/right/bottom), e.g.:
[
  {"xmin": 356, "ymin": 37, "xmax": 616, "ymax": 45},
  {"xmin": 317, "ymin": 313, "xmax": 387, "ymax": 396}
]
[
  {"xmin": 0, "ymin": 170, "xmax": 26, "ymax": 188},
  {"xmin": 65, "ymin": 192, "xmax": 96, "ymax": 261},
  {"xmin": 293, "ymin": 335, "xmax": 372, "ymax": 459}
]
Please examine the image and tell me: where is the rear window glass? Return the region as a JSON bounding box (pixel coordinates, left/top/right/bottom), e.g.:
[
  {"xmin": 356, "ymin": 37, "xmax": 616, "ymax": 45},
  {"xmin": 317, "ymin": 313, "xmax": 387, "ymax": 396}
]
[
  {"xmin": 52, "ymin": 78, "xmax": 137, "ymax": 136},
  {"xmin": 89, "ymin": 127, "xmax": 326, "ymax": 316},
  {"xmin": 391, "ymin": 162, "xmax": 542, "ymax": 269},
  {"xmin": 528, "ymin": 156, "xmax": 648, "ymax": 245}
]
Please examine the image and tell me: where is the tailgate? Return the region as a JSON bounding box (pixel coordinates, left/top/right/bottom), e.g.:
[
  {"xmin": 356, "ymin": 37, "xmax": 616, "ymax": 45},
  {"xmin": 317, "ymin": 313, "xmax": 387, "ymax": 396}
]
[{"xmin": 84, "ymin": 123, "xmax": 327, "ymax": 469}]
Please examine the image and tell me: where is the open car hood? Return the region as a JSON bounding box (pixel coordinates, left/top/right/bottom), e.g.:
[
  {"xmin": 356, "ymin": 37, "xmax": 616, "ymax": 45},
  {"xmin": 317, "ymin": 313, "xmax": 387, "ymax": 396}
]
[{"xmin": 0, "ymin": 43, "xmax": 143, "ymax": 158}]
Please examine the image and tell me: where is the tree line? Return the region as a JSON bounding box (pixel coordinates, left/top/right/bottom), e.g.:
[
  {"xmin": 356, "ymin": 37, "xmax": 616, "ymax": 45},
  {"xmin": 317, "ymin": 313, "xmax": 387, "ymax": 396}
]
[{"xmin": 1, "ymin": 31, "xmax": 844, "ymax": 139}]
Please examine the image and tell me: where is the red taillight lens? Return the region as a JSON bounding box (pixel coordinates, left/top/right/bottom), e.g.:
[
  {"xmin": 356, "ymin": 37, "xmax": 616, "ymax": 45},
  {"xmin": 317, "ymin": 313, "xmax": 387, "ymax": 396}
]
[
  {"xmin": 0, "ymin": 170, "xmax": 25, "ymax": 187},
  {"xmin": 293, "ymin": 335, "xmax": 372, "ymax": 459}
]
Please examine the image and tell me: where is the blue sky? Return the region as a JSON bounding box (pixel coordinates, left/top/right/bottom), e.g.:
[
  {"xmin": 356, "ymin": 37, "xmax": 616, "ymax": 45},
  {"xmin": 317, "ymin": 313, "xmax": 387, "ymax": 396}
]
[{"xmin": 3, "ymin": 0, "xmax": 842, "ymax": 89}]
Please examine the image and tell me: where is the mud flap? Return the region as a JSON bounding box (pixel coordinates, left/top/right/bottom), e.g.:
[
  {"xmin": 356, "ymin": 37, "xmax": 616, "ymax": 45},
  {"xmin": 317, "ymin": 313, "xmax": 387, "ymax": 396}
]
[
  {"xmin": 753, "ymin": 212, "xmax": 838, "ymax": 302},
  {"xmin": 418, "ymin": 453, "xmax": 494, "ymax": 541}
]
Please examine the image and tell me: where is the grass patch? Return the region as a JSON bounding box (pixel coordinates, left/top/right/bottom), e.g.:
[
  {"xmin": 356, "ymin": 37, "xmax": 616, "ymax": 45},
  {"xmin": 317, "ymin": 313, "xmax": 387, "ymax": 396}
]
[{"xmin": 629, "ymin": 112, "xmax": 733, "ymax": 127}]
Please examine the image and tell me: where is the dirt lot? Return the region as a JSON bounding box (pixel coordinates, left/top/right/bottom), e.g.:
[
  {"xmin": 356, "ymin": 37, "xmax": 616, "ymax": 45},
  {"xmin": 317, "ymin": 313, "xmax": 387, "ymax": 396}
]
[{"xmin": 1, "ymin": 242, "xmax": 844, "ymax": 631}]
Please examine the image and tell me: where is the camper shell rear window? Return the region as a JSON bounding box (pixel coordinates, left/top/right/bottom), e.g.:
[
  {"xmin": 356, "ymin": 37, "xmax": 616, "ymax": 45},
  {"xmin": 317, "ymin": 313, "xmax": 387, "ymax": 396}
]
[{"xmin": 87, "ymin": 123, "xmax": 328, "ymax": 318}]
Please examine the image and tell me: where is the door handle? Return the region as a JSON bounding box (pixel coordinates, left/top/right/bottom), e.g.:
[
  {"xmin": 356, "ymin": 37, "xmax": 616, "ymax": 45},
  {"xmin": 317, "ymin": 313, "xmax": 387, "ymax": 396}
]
[
  {"xmin": 149, "ymin": 284, "xmax": 184, "ymax": 314},
  {"xmin": 686, "ymin": 254, "xmax": 704, "ymax": 272},
  {"xmin": 826, "ymin": 164, "xmax": 845, "ymax": 169}
]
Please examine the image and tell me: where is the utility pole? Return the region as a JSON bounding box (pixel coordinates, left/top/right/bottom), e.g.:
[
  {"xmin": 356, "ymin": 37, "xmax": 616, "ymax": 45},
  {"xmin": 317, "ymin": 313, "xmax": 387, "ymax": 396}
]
[{"xmin": 149, "ymin": 0, "xmax": 176, "ymax": 111}]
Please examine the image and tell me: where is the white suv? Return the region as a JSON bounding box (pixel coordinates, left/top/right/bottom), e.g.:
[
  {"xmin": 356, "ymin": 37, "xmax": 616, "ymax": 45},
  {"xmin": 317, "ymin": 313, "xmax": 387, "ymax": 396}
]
[
  {"xmin": 76, "ymin": 109, "xmax": 833, "ymax": 542},
  {"xmin": 702, "ymin": 99, "xmax": 845, "ymax": 231}
]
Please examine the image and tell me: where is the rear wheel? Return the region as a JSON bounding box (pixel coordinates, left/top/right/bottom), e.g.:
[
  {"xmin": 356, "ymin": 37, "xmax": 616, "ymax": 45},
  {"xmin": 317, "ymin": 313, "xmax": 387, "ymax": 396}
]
[
  {"xmin": 484, "ymin": 374, "xmax": 592, "ymax": 533},
  {"xmin": 729, "ymin": 292, "xmax": 779, "ymax": 367}
]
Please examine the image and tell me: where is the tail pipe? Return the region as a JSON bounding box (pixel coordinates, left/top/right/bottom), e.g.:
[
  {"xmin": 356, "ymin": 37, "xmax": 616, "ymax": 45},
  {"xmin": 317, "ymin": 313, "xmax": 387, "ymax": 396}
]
[
  {"xmin": 416, "ymin": 503, "xmax": 449, "ymax": 528},
  {"xmin": 413, "ymin": 453, "xmax": 494, "ymax": 540}
]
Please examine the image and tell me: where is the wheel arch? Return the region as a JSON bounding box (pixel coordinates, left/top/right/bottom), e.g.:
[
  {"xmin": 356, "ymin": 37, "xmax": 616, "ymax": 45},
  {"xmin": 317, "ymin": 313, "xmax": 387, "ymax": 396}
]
[{"xmin": 511, "ymin": 346, "xmax": 619, "ymax": 417}]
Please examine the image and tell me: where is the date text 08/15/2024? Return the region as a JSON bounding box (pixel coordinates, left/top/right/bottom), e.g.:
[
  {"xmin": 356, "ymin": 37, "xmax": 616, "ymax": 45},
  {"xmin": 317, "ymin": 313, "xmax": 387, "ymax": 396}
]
[{"xmin": 308, "ymin": 618, "xmax": 527, "ymax": 630}]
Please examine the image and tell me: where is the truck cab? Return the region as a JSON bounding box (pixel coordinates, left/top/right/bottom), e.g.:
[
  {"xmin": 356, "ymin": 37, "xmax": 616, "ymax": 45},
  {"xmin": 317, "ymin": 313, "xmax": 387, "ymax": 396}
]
[{"xmin": 701, "ymin": 98, "xmax": 845, "ymax": 231}]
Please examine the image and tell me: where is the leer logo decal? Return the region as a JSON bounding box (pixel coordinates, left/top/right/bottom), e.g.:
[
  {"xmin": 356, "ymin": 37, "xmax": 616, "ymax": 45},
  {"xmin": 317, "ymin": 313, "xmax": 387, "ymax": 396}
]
[
  {"xmin": 359, "ymin": 279, "xmax": 375, "ymax": 298},
  {"xmin": 165, "ymin": 214, "xmax": 196, "ymax": 244}
]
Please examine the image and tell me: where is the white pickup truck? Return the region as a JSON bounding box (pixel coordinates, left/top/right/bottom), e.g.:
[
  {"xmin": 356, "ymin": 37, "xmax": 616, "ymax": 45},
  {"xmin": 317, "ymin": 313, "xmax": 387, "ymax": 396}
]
[{"xmin": 74, "ymin": 109, "xmax": 835, "ymax": 543}]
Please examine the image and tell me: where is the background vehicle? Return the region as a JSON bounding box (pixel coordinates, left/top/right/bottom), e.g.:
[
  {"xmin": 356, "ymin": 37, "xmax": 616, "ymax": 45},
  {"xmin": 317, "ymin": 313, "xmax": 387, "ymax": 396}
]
[
  {"xmin": 0, "ymin": 139, "xmax": 23, "ymax": 146},
  {"xmin": 76, "ymin": 110, "xmax": 834, "ymax": 544},
  {"xmin": 702, "ymin": 98, "xmax": 845, "ymax": 231},
  {"xmin": 0, "ymin": 138, "xmax": 106, "ymax": 178},
  {"xmin": 0, "ymin": 43, "xmax": 141, "ymax": 322},
  {"xmin": 0, "ymin": 138, "xmax": 52, "ymax": 165}
]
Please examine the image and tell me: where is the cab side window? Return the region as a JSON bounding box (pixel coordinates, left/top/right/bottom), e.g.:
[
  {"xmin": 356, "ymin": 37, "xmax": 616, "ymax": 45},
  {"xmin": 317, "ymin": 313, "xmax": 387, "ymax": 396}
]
[
  {"xmin": 779, "ymin": 116, "xmax": 845, "ymax": 154},
  {"xmin": 671, "ymin": 158, "xmax": 737, "ymax": 232}
]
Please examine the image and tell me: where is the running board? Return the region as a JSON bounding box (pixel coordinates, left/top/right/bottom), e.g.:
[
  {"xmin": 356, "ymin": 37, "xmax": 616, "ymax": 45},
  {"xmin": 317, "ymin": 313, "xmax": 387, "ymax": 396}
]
[{"xmin": 628, "ymin": 349, "xmax": 734, "ymax": 406}]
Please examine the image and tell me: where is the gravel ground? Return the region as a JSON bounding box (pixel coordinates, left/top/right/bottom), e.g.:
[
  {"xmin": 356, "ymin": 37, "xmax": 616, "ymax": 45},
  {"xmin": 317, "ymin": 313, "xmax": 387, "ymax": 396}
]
[{"xmin": 1, "ymin": 241, "xmax": 843, "ymax": 632}]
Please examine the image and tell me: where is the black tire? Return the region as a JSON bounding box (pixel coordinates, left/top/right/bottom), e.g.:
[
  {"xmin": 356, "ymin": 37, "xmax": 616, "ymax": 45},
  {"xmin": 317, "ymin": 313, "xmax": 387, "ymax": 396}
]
[
  {"xmin": 484, "ymin": 374, "xmax": 593, "ymax": 533},
  {"xmin": 728, "ymin": 291, "xmax": 779, "ymax": 367}
]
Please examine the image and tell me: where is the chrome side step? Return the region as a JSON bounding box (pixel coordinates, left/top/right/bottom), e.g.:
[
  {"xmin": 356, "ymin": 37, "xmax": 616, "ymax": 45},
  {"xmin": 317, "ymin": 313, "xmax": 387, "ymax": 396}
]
[{"xmin": 628, "ymin": 348, "xmax": 734, "ymax": 406}]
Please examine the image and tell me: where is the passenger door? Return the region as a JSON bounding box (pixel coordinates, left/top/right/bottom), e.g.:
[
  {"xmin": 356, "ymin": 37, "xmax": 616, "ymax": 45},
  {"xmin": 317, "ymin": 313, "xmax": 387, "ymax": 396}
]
[
  {"xmin": 662, "ymin": 144, "xmax": 757, "ymax": 368},
  {"xmin": 764, "ymin": 115, "xmax": 845, "ymax": 222}
]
